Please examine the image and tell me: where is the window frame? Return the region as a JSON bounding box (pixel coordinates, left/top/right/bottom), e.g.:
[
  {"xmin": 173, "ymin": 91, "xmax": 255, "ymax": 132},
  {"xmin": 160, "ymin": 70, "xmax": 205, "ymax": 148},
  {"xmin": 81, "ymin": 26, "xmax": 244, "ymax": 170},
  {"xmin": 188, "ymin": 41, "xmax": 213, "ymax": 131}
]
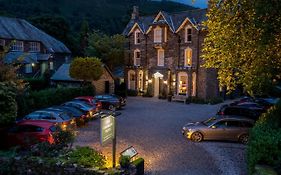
[
  {"xmin": 11, "ymin": 40, "xmax": 24, "ymax": 51},
  {"xmin": 133, "ymin": 49, "xmax": 141, "ymax": 66},
  {"xmin": 185, "ymin": 26, "xmax": 192, "ymax": 43},
  {"xmin": 29, "ymin": 42, "xmax": 40, "ymax": 52},
  {"xmin": 184, "ymin": 47, "xmax": 192, "ymax": 67},
  {"xmin": 134, "ymin": 30, "xmax": 141, "ymax": 45},
  {"xmin": 157, "ymin": 49, "xmax": 164, "ymax": 66},
  {"xmin": 0, "ymin": 39, "xmax": 5, "ymax": 46},
  {"xmin": 154, "ymin": 26, "xmax": 162, "ymax": 43},
  {"xmin": 25, "ymin": 63, "xmax": 32, "ymax": 73}
]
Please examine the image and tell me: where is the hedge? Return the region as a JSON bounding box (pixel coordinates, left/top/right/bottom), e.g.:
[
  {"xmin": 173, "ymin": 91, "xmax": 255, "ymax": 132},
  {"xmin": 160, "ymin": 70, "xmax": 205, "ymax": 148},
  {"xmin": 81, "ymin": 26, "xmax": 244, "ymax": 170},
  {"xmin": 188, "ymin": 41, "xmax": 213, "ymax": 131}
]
[
  {"xmin": 247, "ymin": 100, "xmax": 281, "ymax": 174},
  {"xmin": 17, "ymin": 86, "xmax": 95, "ymax": 118}
]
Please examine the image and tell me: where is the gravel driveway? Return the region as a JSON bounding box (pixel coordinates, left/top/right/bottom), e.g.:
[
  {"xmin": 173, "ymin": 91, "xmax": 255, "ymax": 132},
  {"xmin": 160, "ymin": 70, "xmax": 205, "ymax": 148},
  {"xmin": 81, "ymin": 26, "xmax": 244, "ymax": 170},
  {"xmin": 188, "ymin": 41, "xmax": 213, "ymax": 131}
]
[{"xmin": 74, "ymin": 97, "xmax": 247, "ymax": 175}]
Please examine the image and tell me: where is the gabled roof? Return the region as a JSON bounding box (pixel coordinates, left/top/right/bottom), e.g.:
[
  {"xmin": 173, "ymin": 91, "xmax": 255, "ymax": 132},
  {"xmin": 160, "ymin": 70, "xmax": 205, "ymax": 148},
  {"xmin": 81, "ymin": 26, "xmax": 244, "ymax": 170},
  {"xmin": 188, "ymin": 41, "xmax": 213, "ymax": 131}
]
[
  {"xmin": 51, "ymin": 63, "xmax": 81, "ymax": 82},
  {"xmin": 3, "ymin": 52, "xmax": 52, "ymax": 64},
  {"xmin": 123, "ymin": 9, "xmax": 207, "ymax": 36},
  {"xmin": 0, "ymin": 16, "xmax": 71, "ymax": 54}
]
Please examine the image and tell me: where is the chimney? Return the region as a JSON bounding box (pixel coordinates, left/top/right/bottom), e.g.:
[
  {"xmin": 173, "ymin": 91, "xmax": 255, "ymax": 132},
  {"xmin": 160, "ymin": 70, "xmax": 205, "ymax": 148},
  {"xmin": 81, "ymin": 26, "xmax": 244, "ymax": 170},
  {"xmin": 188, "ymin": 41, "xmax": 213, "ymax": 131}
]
[{"xmin": 131, "ymin": 6, "xmax": 139, "ymax": 20}]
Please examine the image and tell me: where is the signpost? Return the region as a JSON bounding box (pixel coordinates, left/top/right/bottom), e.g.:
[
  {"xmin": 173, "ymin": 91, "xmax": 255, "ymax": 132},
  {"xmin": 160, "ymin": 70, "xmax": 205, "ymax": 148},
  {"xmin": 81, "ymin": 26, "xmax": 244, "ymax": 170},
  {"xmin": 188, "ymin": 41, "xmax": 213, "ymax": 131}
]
[{"xmin": 100, "ymin": 115, "xmax": 116, "ymax": 167}]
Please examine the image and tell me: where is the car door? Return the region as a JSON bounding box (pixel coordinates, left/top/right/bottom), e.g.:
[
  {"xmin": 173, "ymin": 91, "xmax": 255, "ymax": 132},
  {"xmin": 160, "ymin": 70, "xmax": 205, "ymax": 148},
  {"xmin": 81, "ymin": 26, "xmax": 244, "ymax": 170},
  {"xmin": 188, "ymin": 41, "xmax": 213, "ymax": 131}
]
[
  {"xmin": 207, "ymin": 121, "xmax": 228, "ymax": 140},
  {"xmin": 223, "ymin": 120, "xmax": 244, "ymax": 140}
]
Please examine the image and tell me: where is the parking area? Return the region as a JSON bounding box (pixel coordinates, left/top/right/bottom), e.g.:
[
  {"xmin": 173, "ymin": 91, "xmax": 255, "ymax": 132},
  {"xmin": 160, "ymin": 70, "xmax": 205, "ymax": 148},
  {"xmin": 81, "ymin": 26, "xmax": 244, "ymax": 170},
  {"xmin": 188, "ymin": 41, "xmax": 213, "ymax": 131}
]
[{"xmin": 74, "ymin": 97, "xmax": 247, "ymax": 175}]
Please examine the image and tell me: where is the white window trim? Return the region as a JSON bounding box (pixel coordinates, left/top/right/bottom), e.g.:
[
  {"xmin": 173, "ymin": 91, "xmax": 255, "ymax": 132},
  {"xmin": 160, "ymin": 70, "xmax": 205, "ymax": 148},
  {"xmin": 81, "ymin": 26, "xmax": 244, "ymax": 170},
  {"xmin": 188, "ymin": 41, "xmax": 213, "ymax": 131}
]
[
  {"xmin": 134, "ymin": 29, "xmax": 141, "ymax": 45},
  {"xmin": 184, "ymin": 47, "xmax": 192, "ymax": 67},
  {"xmin": 185, "ymin": 25, "xmax": 192, "ymax": 43},
  {"xmin": 134, "ymin": 49, "xmax": 141, "ymax": 66},
  {"xmin": 11, "ymin": 40, "xmax": 24, "ymax": 51},
  {"xmin": 157, "ymin": 49, "xmax": 164, "ymax": 66},
  {"xmin": 29, "ymin": 42, "xmax": 40, "ymax": 52},
  {"xmin": 178, "ymin": 72, "xmax": 188, "ymax": 96},
  {"xmin": 154, "ymin": 26, "xmax": 162, "ymax": 43}
]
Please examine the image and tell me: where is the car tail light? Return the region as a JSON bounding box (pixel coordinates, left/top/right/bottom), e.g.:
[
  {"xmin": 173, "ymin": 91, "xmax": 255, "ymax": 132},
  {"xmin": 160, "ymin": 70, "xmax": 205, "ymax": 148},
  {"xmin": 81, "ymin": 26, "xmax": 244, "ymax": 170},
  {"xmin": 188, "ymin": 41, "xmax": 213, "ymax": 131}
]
[
  {"xmin": 219, "ymin": 111, "xmax": 224, "ymax": 115},
  {"xmin": 48, "ymin": 133, "xmax": 54, "ymax": 144}
]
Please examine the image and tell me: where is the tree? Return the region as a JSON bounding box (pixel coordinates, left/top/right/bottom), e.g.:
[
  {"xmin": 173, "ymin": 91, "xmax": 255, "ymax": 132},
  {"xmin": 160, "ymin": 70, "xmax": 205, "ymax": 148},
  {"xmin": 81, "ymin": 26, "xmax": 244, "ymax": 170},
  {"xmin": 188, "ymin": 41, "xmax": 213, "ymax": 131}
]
[
  {"xmin": 79, "ymin": 20, "xmax": 90, "ymax": 57},
  {"xmin": 86, "ymin": 31, "xmax": 126, "ymax": 70},
  {"xmin": 0, "ymin": 45, "xmax": 22, "ymax": 126},
  {"xmin": 69, "ymin": 57, "xmax": 103, "ymax": 83},
  {"xmin": 202, "ymin": 0, "xmax": 281, "ymax": 96}
]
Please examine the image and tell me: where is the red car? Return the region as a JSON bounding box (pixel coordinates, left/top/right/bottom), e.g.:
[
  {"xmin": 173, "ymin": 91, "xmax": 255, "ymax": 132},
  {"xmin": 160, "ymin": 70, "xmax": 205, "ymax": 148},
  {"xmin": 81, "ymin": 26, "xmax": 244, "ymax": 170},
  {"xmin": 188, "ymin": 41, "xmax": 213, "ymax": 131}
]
[
  {"xmin": 74, "ymin": 96, "xmax": 102, "ymax": 112},
  {"xmin": 3, "ymin": 120, "xmax": 56, "ymax": 148}
]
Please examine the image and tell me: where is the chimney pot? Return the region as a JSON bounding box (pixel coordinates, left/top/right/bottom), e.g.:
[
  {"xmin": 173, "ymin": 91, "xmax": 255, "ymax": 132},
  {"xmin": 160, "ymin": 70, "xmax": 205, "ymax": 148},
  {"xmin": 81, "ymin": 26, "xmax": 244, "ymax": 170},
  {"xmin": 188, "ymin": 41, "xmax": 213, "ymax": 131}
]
[{"xmin": 131, "ymin": 6, "xmax": 139, "ymax": 20}]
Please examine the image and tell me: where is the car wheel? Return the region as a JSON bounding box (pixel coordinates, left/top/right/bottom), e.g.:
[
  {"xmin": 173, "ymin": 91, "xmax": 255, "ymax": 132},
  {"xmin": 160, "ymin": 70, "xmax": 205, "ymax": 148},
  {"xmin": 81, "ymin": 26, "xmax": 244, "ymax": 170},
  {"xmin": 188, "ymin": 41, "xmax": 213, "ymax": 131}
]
[
  {"xmin": 239, "ymin": 134, "xmax": 249, "ymax": 144},
  {"xmin": 191, "ymin": 132, "xmax": 203, "ymax": 142},
  {"xmin": 108, "ymin": 105, "xmax": 116, "ymax": 111}
]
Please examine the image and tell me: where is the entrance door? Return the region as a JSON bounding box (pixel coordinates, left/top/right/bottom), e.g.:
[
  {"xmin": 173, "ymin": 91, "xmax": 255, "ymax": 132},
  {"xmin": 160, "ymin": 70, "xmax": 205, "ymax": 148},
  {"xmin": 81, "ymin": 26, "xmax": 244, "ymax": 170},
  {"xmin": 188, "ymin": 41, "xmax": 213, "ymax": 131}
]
[
  {"xmin": 154, "ymin": 78, "xmax": 159, "ymax": 97},
  {"xmin": 105, "ymin": 81, "xmax": 110, "ymax": 94}
]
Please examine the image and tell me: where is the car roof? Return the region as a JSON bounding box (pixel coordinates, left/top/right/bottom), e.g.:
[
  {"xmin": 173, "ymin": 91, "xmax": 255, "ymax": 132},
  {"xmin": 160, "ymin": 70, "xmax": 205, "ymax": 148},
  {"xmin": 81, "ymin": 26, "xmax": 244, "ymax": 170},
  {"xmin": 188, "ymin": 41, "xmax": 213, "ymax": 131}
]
[
  {"xmin": 17, "ymin": 120, "xmax": 55, "ymax": 128},
  {"xmin": 214, "ymin": 115, "xmax": 255, "ymax": 122},
  {"xmin": 75, "ymin": 96, "xmax": 94, "ymax": 100},
  {"xmin": 37, "ymin": 109, "xmax": 65, "ymax": 114}
]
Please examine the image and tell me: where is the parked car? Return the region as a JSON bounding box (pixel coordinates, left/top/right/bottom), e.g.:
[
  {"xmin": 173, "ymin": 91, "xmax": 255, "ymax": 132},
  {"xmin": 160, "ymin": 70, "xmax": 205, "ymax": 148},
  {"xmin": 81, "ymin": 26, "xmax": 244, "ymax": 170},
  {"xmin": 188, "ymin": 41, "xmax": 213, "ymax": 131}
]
[
  {"xmin": 61, "ymin": 101, "xmax": 97, "ymax": 118},
  {"xmin": 74, "ymin": 96, "xmax": 102, "ymax": 112},
  {"xmin": 3, "ymin": 120, "xmax": 56, "ymax": 148},
  {"xmin": 94, "ymin": 95, "xmax": 121, "ymax": 111},
  {"xmin": 182, "ymin": 115, "xmax": 254, "ymax": 144},
  {"xmin": 110, "ymin": 94, "xmax": 127, "ymax": 107},
  {"xmin": 217, "ymin": 105, "xmax": 266, "ymax": 120},
  {"xmin": 47, "ymin": 106, "xmax": 87, "ymax": 126},
  {"xmin": 23, "ymin": 110, "xmax": 76, "ymax": 130}
]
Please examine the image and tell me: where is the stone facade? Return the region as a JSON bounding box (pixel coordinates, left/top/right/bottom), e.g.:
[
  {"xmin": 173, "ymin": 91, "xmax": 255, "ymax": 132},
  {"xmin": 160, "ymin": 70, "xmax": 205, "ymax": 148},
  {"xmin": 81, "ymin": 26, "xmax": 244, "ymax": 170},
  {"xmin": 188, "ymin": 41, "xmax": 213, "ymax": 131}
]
[{"xmin": 123, "ymin": 7, "xmax": 219, "ymax": 99}]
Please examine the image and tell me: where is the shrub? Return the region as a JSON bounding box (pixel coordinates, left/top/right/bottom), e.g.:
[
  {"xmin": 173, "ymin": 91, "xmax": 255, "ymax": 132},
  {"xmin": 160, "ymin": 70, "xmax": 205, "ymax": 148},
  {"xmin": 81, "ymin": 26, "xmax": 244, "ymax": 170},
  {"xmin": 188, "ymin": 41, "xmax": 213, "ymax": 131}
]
[
  {"xmin": 17, "ymin": 86, "xmax": 95, "ymax": 117},
  {"xmin": 247, "ymin": 101, "xmax": 281, "ymax": 174},
  {"xmin": 131, "ymin": 158, "xmax": 144, "ymax": 175},
  {"xmin": 119, "ymin": 155, "xmax": 130, "ymax": 169},
  {"xmin": 66, "ymin": 146, "xmax": 106, "ymax": 168},
  {"xmin": 0, "ymin": 82, "xmax": 17, "ymax": 126},
  {"xmin": 24, "ymin": 77, "xmax": 49, "ymax": 91}
]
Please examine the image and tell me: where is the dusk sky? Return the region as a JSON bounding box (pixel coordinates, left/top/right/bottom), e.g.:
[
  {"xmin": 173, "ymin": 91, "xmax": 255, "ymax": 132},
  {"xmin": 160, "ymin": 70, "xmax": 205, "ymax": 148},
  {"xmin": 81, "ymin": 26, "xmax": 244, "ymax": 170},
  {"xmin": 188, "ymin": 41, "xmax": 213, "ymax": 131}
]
[{"xmin": 171, "ymin": 0, "xmax": 208, "ymax": 8}]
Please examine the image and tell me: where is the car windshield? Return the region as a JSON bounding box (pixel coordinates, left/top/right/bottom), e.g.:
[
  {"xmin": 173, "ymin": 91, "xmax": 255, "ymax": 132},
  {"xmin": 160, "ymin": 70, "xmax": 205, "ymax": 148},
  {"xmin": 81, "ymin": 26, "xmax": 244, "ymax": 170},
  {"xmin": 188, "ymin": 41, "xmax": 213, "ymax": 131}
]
[
  {"xmin": 59, "ymin": 113, "xmax": 71, "ymax": 120},
  {"xmin": 202, "ymin": 117, "xmax": 217, "ymax": 126}
]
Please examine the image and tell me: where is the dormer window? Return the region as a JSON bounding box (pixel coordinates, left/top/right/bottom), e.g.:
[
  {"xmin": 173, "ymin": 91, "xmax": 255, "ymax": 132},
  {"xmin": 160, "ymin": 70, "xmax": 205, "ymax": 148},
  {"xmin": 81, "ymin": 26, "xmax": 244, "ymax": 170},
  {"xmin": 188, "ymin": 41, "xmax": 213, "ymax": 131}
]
[
  {"xmin": 11, "ymin": 40, "xmax": 24, "ymax": 51},
  {"xmin": 157, "ymin": 48, "xmax": 164, "ymax": 66},
  {"xmin": 185, "ymin": 26, "xmax": 192, "ymax": 43},
  {"xmin": 134, "ymin": 30, "xmax": 141, "ymax": 44},
  {"xmin": 29, "ymin": 42, "xmax": 40, "ymax": 52},
  {"xmin": 184, "ymin": 47, "xmax": 192, "ymax": 67},
  {"xmin": 134, "ymin": 49, "xmax": 141, "ymax": 66},
  {"xmin": 154, "ymin": 26, "xmax": 162, "ymax": 43}
]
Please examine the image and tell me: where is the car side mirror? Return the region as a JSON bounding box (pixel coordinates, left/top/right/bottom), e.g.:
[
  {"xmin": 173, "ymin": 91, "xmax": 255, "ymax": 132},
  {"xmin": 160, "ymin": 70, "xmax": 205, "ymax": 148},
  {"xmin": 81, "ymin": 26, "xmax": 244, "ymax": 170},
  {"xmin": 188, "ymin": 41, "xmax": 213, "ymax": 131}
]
[{"xmin": 211, "ymin": 125, "xmax": 217, "ymax": 129}]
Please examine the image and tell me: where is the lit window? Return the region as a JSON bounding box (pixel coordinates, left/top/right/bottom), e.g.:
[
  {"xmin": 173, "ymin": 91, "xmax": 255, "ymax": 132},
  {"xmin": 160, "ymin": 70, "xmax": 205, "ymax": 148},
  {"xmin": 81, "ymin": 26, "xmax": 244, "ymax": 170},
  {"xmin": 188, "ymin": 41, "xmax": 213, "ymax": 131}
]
[
  {"xmin": 49, "ymin": 61, "xmax": 54, "ymax": 70},
  {"xmin": 157, "ymin": 49, "xmax": 164, "ymax": 66},
  {"xmin": 29, "ymin": 42, "xmax": 40, "ymax": 52},
  {"xmin": 134, "ymin": 49, "xmax": 141, "ymax": 66},
  {"xmin": 128, "ymin": 70, "xmax": 136, "ymax": 90},
  {"xmin": 134, "ymin": 30, "xmax": 141, "ymax": 44},
  {"xmin": 154, "ymin": 27, "xmax": 162, "ymax": 43},
  {"xmin": 185, "ymin": 26, "xmax": 192, "ymax": 43},
  {"xmin": 178, "ymin": 72, "xmax": 188, "ymax": 95},
  {"xmin": 25, "ymin": 64, "xmax": 32, "ymax": 73},
  {"xmin": 11, "ymin": 40, "xmax": 24, "ymax": 51},
  {"xmin": 164, "ymin": 27, "xmax": 168, "ymax": 42},
  {"xmin": 184, "ymin": 48, "xmax": 192, "ymax": 67},
  {"xmin": 192, "ymin": 72, "xmax": 196, "ymax": 96}
]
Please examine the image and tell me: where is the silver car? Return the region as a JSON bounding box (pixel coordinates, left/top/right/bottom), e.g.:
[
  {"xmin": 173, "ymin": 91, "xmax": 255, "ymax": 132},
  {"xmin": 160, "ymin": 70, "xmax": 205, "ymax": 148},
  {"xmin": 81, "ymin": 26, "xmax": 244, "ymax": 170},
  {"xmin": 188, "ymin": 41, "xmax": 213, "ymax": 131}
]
[{"xmin": 182, "ymin": 115, "xmax": 254, "ymax": 144}]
